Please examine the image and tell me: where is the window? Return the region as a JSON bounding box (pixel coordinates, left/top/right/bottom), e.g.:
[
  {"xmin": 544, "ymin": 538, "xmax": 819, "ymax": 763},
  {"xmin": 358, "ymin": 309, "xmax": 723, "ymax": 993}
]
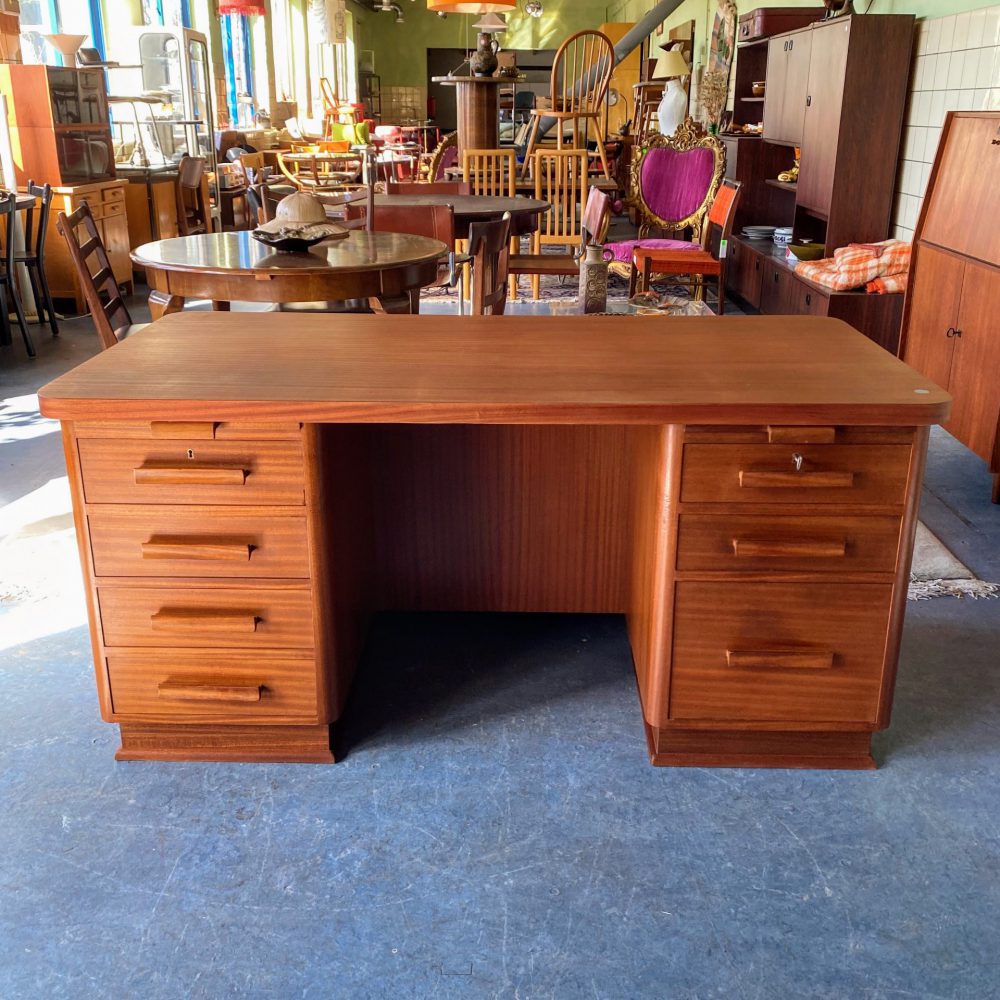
[
  {"xmin": 222, "ymin": 13, "xmax": 254, "ymax": 127},
  {"xmin": 19, "ymin": 0, "xmax": 100, "ymax": 65},
  {"xmin": 271, "ymin": 0, "xmax": 293, "ymax": 102},
  {"xmin": 142, "ymin": 0, "xmax": 187, "ymax": 25}
]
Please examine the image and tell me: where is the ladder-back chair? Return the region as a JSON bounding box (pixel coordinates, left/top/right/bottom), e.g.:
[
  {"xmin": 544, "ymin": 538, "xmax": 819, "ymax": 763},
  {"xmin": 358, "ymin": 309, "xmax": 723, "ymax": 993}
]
[
  {"xmin": 468, "ymin": 212, "xmax": 512, "ymax": 316},
  {"xmin": 528, "ymin": 149, "xmax": 589, "ymax": 299},
  {"xmin": 521, "ymin": 30, "xmax": 616, "ymax": 179}
]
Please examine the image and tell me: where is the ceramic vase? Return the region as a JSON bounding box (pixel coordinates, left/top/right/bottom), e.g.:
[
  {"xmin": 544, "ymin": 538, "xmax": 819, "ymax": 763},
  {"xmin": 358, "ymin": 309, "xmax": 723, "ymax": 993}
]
[
  {"xmin": 579, "ymin": 244, "xmax": 613, "ymax": 314},
  {"xmin": 470, "ymin": 33, "xmax": 500, "ymax": 77}
]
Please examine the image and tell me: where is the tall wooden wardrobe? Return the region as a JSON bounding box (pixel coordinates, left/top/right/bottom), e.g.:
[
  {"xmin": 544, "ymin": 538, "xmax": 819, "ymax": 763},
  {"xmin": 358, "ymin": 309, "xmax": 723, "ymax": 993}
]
[{"xmin": 900, "ymin": 112, "xmax": 1000, "ymax": 503}]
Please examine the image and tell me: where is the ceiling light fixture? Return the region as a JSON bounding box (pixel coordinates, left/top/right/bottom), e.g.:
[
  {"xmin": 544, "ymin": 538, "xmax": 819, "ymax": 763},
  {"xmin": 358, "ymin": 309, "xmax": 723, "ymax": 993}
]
[{"xmin": 524, "ymin": 1, "xmax": 543, "ymax": 17}]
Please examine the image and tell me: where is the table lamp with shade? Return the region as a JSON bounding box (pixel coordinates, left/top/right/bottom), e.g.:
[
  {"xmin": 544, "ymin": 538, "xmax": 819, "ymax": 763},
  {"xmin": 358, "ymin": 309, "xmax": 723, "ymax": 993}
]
[{"xmin": 653, "ymin": 47, "xmax": 690, "ymax": 137}]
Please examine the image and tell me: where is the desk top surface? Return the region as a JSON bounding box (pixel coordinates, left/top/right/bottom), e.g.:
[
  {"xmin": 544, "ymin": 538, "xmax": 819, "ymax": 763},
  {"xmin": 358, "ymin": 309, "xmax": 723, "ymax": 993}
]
[{"xmin": 39, "ymin": 313, "xmax": 950, "ymax": 425}]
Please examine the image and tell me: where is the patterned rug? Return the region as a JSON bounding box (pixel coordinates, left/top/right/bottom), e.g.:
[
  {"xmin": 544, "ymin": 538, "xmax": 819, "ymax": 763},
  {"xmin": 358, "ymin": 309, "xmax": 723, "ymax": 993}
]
[{"xmin": 909, "ymin": 523, "xmax": 999, "ymax": 601}]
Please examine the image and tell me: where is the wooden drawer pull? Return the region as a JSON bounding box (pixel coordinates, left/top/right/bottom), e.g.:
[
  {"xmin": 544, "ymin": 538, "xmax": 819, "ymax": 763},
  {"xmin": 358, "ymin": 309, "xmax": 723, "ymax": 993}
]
[
  {"xmin": 141, "ymin": 538, "xmax": 253, "ymax": 562},
  {"xmin": 150, "ymin": 609, "xmax": 259, "ymax": 633},
  {"xmin": 739, "ymin": 470, "xmax": 855, "ymax": 489},
  {"xmin": 732, "ymin": 537, "xmax": 847, "ymax": 559},
  {"xmin": 133, "ymin": 465, "xmax": 248, "ymax": 487},
  {"xmin": 157, "ymin": 680, "xmax": 263, "ymax": 703},
  {"xmin": 149, "ymin": 421, "xmax": 217, "ymax": 439},
  {"xmin": 727, "ymin": 649, "xmax": 835, "ymax": 670},
  {"xmin": 767, "ymin": 426, "xmax": 836, "ymax": 444}
]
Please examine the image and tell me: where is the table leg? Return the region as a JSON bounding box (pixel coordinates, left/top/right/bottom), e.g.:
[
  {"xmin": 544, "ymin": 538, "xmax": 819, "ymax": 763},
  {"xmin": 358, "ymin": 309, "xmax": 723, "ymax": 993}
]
[
  {"xmin": 370, "ymin": 292, "xmax": 418, "ymax": 315},
  {"xmin": 149, "ymin": 290, "xmax": 186, "ymax": 321}
]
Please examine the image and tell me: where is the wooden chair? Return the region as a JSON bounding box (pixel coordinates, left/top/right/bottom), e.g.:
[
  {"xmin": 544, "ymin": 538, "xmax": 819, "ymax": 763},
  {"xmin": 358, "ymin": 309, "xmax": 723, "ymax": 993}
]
[
  {"xmin": 633, "ymin": 82, "xmax": 665, "ymax": 146},
  {"xmin": 55, "ymin": 203, "xmax": 146, "ymax": 350},
  {"xmin": 427, "ymin": 132, "xmax": 458, "ymax": 182},
  {"xmin": 630, "ymin": 179, "xmax": 743, "ymax": 314},
  {"xmin": 278, "ymin": 152, "xmax": 357, "ymax": 193},
  {"xmin": 19, "ymin": 180, "xmax": 59, "ymax": 337},
  {"xmin": 468, "ymin": 212, "xmax": 512, "ymax": 316},
  {"xmin": 604, "ymin": 119, "xmax": 726, "ymax": 282},
  {"xmin": 526, "ymin": 149, "xmax": 589, "ymax": 299},
  {"xmin": 175, "ymin": 155, "xmax": 210, "ymax": 236},
  {"xmin": 385, "ymin": 181, "xmax": 472, "ymax": 196},
  {"xmin": 508, "ymin": 186, "xmax": 611, "ymax": 290},
  {"xmin": 463, "ymin": 149, "xmax": 517, "ymax": 297},
  {"xmin": 520, "ymin": 30, "xmax": 616, "ymax": 179},
  {"xmin": 0, "ymin": 192, "xmax": 32, "ymax": 357}
]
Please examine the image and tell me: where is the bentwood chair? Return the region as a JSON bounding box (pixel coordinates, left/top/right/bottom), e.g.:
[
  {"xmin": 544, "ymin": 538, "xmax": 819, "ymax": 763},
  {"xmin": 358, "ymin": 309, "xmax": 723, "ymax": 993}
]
[
  {"xmin": 520, "ymin": 30, "xmax": 616, "ymax": 179},
  {"xmin": 56, "ymin": 204, "xmax": 147, "ymax": 350},
  {"xmin": 19, "ymin": 180, "xmax": 59, "ymax": 337},
  {"xmin": 630, "ymin": 179, "xmax": 743, "ymax": 314},
  {"xmin": 508, "ymin": 186, "xmax": 610, "ymax": 292},
  {"xmin": 469, "ymin": 212, "xmax": 512, "ymax": 316},
  {"xmin": 175, "ymin": 155, "xmax": 210, "ymax": 236},
  {"xmin": 603, "ymin": 119, "xmax": 726, "ymax": 281},
  {"xmin": 0, "ymin": 193, "xmax": 33, "ymax": 357},
  {"xmin": 427, "ymin": 132, "xmax": 458, "ymax": 182}
]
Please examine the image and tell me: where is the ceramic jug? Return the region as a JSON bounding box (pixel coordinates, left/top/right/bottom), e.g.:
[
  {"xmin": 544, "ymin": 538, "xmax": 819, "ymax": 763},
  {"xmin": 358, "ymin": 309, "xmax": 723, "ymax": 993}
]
[
  {"xmin": 470, "ymin": 33, "xmax": 500, "ymax": 77},
  {"xmin": 579, "ymin": 244, "xmax": 614, "ymax": 314}
]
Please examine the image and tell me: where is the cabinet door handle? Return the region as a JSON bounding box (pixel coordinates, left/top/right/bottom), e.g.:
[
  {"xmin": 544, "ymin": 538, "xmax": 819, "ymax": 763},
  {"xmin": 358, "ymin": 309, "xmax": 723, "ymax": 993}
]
[
  {"xmin": 150, "ymin": 609, "xmax": 260, "ymax": 633},
  {"xmin": 726, "ymin": 649, "xmax": 835, "ymax": 670},
  {"xmin": 739, "ymin": 469, "xmax": 856, "ymax": 489},
  {"xmin": 133, "ymin": 465, "xmax": 248, "ymax": 486},
  {"xmin": 141, "ymin": 538, "xmax": 254, "ymax": 562},
  {"xmin": 732, "ymin": 537, "xmax": 847, "ymax": 559},
  {"xmin": 157, "ymin": 681, "xmax": 263, "ymax": 703}
]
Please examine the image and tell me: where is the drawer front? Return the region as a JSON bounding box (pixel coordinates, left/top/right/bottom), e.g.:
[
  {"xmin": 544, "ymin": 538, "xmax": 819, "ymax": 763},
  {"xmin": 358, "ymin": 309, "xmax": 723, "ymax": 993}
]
[
  {"xmin": 79, "ymin": 438, "xmax": 305, "ymax": 506},
  {"xmin": 74, "ymin": 421, "xmax": 302, "ymax": 440},
  {"xmin": 681, "ymin": 444, "xmax": 912, "ymax": 505},
  {"xmin": 97, "ymin": 584, "xmax": 314, "ymax": 649},
  {"xmin": 676, "ymin": 513, "xmax": 902, "ymax": 573},
  {"xmin": 671, "ymin": 582, "xmax": 893, "ymax": 723},
  {"xmin": 107, "ymin": 650, "xmax": 318, "ymax": 723},
  {"xmin": 89, "ymin": 508, "xmax": 309, "ymax": 579}
]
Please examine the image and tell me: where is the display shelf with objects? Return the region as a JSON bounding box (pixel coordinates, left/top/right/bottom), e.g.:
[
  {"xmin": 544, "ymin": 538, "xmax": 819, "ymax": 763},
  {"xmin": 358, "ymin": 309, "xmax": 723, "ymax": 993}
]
[{"xmin": 725, "ymin": 13, "xmax": 915, "ymax": 352}]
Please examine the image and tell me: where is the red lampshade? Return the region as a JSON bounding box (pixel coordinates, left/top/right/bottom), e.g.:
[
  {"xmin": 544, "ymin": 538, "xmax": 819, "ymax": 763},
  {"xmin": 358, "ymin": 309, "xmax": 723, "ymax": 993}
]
[{"xmin": 218, "ymin": 0, "xmax": 266, "ymax": 14}]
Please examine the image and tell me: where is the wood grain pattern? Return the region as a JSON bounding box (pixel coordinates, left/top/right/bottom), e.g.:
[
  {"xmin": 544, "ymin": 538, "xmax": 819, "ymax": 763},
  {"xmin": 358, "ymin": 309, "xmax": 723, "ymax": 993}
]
[
  {"xmin": 77, "ymin": 438, "xmax": 305, "ymax": 506},
  {"xmin": 116, "ymin": 722, "xmax": 334, "ymax": 763},
  {"xmin": 96, "ymin": 583, "xmax": 314, "ymax": 649},
  {"xmin": 88, "ymin": 507, "xmax": 309, "ymax": 579},
  {"xmin": 670, "ymin": 581, "xmax": 893, "ymax": 724},
  {"xmin": 681, "ymin": 444, "xmax": 911, "ymax": 505},
  {"xmin": 37, "ymin": 314, "xmax": 951, "ymax": 426},
  {"xmin": 106, "ymin": 651, "xmax": 319, "ymax": 724}
]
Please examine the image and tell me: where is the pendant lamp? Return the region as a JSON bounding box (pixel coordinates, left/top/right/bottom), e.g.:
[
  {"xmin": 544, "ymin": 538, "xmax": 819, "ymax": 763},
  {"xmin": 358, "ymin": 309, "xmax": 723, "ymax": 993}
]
[
  {"xmin": 427, "ymin": 1, "xmax": 516, "ymax": 14},
  {"xmin": 218, "ymin": 0, "xmax": 266, "ymax": 14}
]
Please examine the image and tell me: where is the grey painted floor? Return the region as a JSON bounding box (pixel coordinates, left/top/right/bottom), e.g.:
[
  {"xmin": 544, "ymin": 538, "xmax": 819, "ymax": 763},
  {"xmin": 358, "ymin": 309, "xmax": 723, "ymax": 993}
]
[{"xmin": 1, "ymin": 303, "xmax": 998, "ymax": 1000}]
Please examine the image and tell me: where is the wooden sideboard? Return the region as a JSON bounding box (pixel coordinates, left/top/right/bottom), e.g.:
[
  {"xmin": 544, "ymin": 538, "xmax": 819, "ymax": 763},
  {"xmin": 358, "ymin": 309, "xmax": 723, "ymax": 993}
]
[
  {"xmin": 38, "ymin": 314, "xmax": 949, "ymax": 768},
  {"xmin": 900, "ymin": 112, "xmax": 1000, "ymax": 504},
  {"xmin": 45, "ymin": 181, "xmax": 133, "ymax": 311}
]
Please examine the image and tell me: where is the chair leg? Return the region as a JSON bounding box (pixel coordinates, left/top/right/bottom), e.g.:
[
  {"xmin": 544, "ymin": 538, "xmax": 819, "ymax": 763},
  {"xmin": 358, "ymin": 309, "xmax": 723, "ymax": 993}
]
[
  {"xmin": 717, "ymin": 276, "xmax": 725, "ymax": 316},
  {"xmin": 0, "ymin": 283, "xmax": 10, "ymax": 347},
  {"xmin": 592, "ymin": 123, "xmax": 612, "ymax": 180},
  {"xmin": 2, "ymin": 278, "xmax": 34, "ymax": 358},
  {"xmin": 520, "ymin": 117, "xmax": 541, "ymax": 179}
]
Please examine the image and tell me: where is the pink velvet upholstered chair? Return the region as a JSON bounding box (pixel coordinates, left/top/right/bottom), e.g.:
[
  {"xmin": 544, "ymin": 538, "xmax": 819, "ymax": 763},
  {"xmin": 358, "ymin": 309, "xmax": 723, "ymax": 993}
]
[{"xmin": 605, "ymin": 118, "xmax": 726, "ymax": 281}]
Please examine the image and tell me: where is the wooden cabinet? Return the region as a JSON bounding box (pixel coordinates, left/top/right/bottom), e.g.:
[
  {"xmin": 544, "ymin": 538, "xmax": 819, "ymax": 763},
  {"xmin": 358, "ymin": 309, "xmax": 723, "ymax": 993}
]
[
  {"xmin": 901, "ymin": 112, "xmax": 1000, "ymax": 502},
  {"xmin": 762, "ymin": 29, "xmax": 812, "ymax": 146},
  {"xmin": 44, "ymin": 182, "xmax": 133, "ymax": 312},
  {"xmin": 727, "ymin": 235, "xmax": 764, "ymax": 309}
]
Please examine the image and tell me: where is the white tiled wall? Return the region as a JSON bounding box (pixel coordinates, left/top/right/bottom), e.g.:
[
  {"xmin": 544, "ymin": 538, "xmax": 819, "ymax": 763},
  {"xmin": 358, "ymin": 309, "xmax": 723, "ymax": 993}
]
[{"xmin": 892, "ymin": 5, "xmax": 1000, "ymax": 242}]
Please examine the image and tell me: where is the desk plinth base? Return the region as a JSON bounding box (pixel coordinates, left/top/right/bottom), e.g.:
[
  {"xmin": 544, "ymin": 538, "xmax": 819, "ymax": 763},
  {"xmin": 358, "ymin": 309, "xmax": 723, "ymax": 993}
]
[
  {"xmin": 644, "ymin": 723, "xmax": 876, "ymax": 770},
  {"xmin": 115, "ymin": 723, "xmax": 336, "ymax": 764}
]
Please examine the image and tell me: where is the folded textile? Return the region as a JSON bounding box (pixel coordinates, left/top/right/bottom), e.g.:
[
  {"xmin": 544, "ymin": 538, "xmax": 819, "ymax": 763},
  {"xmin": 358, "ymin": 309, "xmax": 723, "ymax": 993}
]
[
  {"xmin": 796, "ymin": 239, "xmax": 911, "ymax": 291},
  {"xmin": 867, "ymin": 272, "xmax": 909, "ymax": 294}
]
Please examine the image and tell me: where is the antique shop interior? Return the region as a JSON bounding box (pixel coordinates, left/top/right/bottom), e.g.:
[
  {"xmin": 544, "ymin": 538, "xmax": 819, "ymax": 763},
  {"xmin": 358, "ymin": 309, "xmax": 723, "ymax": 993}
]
[{"xmin": 0, "ymin": 0, "xmax": 998, "ymax": 995}]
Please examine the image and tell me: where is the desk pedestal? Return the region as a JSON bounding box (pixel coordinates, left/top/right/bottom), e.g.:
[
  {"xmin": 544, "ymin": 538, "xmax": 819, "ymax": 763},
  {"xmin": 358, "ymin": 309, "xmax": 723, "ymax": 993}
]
[{"xmin": 60, "ymin": 419, "xmax": 925, "ymax": 769}]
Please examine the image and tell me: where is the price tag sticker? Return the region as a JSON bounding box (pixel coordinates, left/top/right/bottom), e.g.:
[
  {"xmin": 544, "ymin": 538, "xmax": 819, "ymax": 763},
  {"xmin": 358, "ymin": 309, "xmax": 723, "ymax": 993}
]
[{"xmin": 719, "ymin": 238, "xmax": 728, "ymax": 259}]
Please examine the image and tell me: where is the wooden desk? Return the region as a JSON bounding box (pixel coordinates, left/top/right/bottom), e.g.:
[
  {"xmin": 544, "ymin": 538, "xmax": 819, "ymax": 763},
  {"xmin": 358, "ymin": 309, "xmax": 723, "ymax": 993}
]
[
  {"xmin": 132, "ymin": 231, "xmax": 448, "ymax": 317},
  {"xmin": 38, "ymin": 315, "xmax": 949, "ymax": 768}
]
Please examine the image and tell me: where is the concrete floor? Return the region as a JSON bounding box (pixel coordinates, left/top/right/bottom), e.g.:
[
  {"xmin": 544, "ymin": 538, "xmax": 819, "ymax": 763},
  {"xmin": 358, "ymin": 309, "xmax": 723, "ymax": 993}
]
[{"xmin": 1, "ymin": 305, "xmax": 999, "ymax": 999}]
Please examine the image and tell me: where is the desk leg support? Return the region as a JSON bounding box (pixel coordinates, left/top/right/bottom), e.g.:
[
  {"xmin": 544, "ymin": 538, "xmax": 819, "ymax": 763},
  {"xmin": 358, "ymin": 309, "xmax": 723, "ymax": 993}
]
[
  {"xmin": 116, "ymin": 723, "xmax": 336, "ymax": 763},
  {"xmin": 148, "ymin": 290, "xmax": 186, "ymax": 321}
]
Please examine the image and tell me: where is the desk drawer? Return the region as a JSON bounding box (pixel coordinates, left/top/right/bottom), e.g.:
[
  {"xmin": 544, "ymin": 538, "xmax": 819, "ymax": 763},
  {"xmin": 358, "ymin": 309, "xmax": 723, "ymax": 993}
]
[
  {"xmin": 79, "ymin": 438, "xmax": 305, "ymax": 506},
  {"xmin": 676, "ymin": 513, "xmax": 901, "ymax": 573},
  {"xmin": 671, "ymin": 582, "xmax": 893, "ymax": 724},
  {"xmin": 89, "ymin": 508, "xmax": 309, "ymax": 579},
  {"xmin": 97, "ymin": 584, "xmax": 314, "ymax": 649},
  {"xmin": 107, "ymin": 650, "xmax": 319, "ymax": 723},
  {"xmin": 681, "ymin": 444, "xmax": 911, "ymax": 505}
]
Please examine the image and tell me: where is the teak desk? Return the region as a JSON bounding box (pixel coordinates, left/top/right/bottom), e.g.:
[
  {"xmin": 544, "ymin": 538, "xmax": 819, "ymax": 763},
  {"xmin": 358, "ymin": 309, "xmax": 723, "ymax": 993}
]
[{"xmin": 38, "ymin": 314, "xmax": 950, "ymax": 769}]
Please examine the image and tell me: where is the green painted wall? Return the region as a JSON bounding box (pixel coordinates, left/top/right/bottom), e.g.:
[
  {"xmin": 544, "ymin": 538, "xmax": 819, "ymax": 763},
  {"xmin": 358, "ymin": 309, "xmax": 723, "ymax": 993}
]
[{"xmin": 363, "ymin": 0, "xmax": 613, "ymax": 89}]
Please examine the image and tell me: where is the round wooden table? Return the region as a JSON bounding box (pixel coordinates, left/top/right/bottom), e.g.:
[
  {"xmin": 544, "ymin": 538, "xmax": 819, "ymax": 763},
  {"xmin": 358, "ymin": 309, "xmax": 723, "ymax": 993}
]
[
  {"xmin": 373, "ymin": 194, "xmax": 549, "ymax": 237},
  {"xmin": 132, "ymin": 231, "xmax": 450, "ymax": 318}
]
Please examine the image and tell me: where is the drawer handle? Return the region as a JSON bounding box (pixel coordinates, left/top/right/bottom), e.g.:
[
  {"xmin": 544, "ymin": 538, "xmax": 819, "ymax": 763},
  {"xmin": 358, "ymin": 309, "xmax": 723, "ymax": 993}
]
[
  {"xmin": 739, "ymin": 470, "xmax": 856, "ymax": 489},
  {"xmin": 150, "ymin": 609, "xmax": 259, "ymax": 633},
  {"xmin": 732, "ymin": 537, "xmax": 847, "ymax": 559},
  {"xmin": 727, "ymin": 649, "xmax": 835, "ymax": 671},
  {"xmin": 157, "ymin": 680, "xmax": 263, "ymax": 703},
  {"xmin": 133, "ymin": 465, "xmax": 248, "ymax": 487},
  {"xmin": 141, "ymin": 538, "xmax": 253, "ymax": 562},
  {"xmin": 149, "ymin": 421, "xmax": 218, "ymax": 439},
  {"xmin": 767, "ymin": 426, "xmax": 836, "ymax": 444}
]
